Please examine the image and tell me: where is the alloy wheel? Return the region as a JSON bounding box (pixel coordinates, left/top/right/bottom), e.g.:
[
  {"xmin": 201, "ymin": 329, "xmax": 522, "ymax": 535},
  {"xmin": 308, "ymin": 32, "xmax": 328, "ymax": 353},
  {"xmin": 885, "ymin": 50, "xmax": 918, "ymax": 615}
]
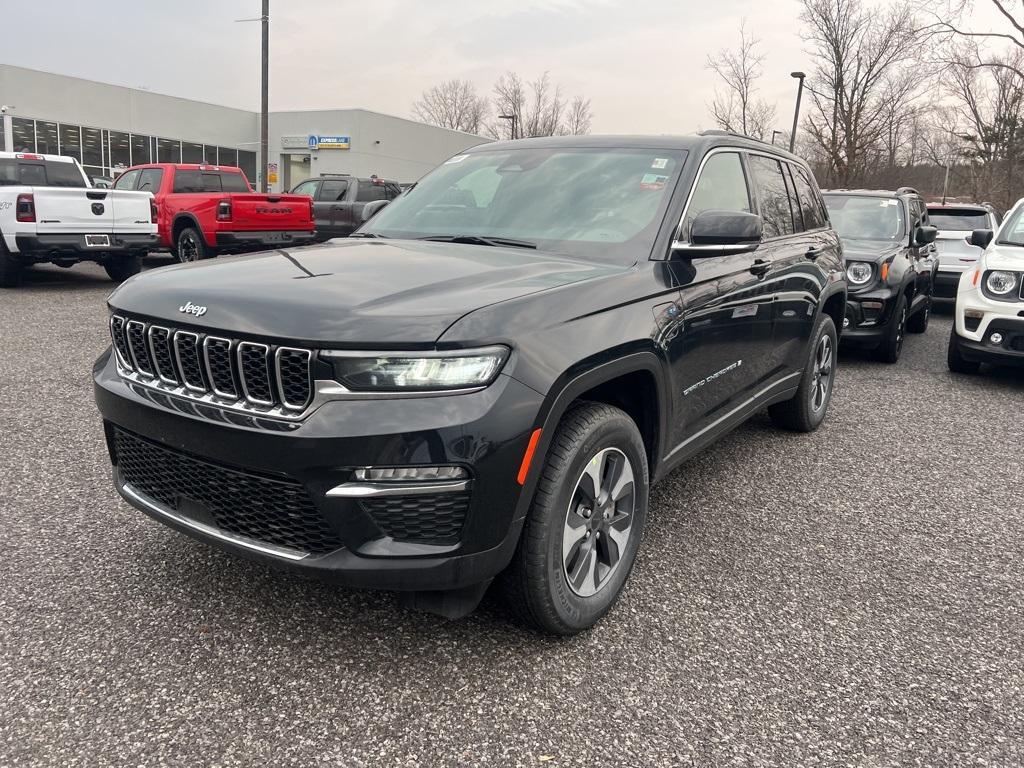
[
  {"xmin": 561, "ymin": 447, "xmax": 636, "ymax": 598},
  {"xmin": 810, "ymin": 334, "xmax": 834, "ymax": 412},
  {"xmin": 895, "ymin": 306, "xmax": 906, "ymax": 354},
  {"xmin": 178, "ymin": 233, "xmax": 199, "ymax": 263}
]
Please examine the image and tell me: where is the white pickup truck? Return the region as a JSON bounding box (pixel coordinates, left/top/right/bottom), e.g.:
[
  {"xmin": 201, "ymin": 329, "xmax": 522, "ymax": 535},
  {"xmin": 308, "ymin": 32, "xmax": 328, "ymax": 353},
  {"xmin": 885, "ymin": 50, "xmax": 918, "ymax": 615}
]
[{"xmin": 0, "ymin": 152, "xmax": 158, "ymax": 287}]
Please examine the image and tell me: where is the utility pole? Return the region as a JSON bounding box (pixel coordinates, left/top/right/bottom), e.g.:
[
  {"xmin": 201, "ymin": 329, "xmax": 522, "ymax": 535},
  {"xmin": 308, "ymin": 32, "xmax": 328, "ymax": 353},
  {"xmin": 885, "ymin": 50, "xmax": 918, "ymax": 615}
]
[
  {"xmin": 261, "ymin": 0, "xmax": 269, "ymax": 192},
  {"xmin": 789, "ymin": 72, "xmax": 806, "ymax": 154}
]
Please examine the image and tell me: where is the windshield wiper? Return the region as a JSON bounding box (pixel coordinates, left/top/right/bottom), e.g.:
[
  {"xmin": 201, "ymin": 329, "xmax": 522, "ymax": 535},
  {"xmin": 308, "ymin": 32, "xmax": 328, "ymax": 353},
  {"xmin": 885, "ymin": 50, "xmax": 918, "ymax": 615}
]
[
  {"xmin": 419, "ymin": 234, "xmax": 537, "ymax": 249},
  {"xmin": 349, "ymin": 232, "xmax": 386, "ymax": 239}
]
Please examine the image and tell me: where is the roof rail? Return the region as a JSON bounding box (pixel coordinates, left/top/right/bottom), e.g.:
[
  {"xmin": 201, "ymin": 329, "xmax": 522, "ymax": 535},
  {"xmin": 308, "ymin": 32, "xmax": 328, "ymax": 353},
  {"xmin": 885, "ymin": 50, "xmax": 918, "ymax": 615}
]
[
  {"xmin": 320, "ymin": 172, "xmax": 352, "ymax": 177},
  {"xmin": 895, "ymin": 186, "xmax": 920, "ymax": 196},
  {"xmin": 698, "ymin": 129, "xmax": 772, "ymax": 146}
]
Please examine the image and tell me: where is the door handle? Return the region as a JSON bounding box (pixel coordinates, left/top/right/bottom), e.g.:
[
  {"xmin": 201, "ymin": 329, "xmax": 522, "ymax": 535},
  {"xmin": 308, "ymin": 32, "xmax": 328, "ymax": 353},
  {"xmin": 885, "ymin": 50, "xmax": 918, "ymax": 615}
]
[
  {"xmin": 749, "ymin": 258, "xmax": 771, "ymax": 277},
  {"xmin": 805, "ymin": 246, "xmax": 823, "ymax": 261}
]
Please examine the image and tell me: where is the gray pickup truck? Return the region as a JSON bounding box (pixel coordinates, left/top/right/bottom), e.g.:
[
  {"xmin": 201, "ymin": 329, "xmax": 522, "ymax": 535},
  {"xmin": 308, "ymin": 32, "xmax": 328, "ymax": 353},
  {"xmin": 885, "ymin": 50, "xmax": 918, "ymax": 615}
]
[{"xmin": 290, "ymin": 174, "xmax": 403, "ymax": 241}]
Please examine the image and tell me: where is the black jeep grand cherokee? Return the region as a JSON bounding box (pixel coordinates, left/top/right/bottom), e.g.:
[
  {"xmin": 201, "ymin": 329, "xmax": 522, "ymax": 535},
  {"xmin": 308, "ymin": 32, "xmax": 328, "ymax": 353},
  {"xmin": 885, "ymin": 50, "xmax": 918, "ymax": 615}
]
[{"xmin": 94, "ymin": 133, "xmax": 846, "ymax": 634}]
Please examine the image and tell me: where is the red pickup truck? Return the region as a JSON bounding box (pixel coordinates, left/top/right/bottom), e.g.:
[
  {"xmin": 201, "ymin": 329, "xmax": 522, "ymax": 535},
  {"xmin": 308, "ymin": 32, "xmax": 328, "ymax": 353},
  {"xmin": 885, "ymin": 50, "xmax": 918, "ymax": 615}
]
[{"xmin": 113, "ymin": 164, "xmax": 315, "ymax": 261}]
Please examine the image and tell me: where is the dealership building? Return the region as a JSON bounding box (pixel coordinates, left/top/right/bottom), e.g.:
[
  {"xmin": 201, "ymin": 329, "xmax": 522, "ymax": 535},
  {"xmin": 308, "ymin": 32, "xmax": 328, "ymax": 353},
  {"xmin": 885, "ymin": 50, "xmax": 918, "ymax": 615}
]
[{"xmin": 0, "ymin": 64, "xmax": 488, "ymax": 191}]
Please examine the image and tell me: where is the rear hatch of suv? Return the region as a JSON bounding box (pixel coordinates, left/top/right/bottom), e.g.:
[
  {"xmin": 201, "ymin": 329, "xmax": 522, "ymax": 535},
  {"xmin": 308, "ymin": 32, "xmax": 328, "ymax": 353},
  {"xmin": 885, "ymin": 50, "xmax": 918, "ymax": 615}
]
[{"xmin": 927, "ymin": 206, "xmax": 993, "ymax": 271}]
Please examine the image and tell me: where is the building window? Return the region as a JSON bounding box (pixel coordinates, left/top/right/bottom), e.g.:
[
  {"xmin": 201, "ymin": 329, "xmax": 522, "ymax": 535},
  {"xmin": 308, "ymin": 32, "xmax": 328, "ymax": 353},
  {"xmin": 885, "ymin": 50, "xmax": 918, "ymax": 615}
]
[
  {"xmin": 182, "ymin": 142, "xmax": 204, "ymax": 163},
  {"xmin": 11, "ymin": 118, "xmax": 34, "ymax": 152},
  {"xmin": 131, "ymin": 134, "xmax": 151, "ymax": 165},
  {"xmin": 157, "ymin": 138, "xmax": 180, "ymax": 163},
  {"xmin": 238, "ymin": 150, "xmax": 256, "ymax": 185},
  {"xmin": 37, "ymin": 121, "xmax": 58, "ymax": 154},
  {"xmin": 59, "ymin": 123, "xmax": 82, "ymax": 161},
  {"xmin": 109, "ymin": 131, "xmax": 131, "ymax": 171},
  {"xmin": 82, "ymin": 127, "xmax": 103, "ymax": 168},
  {"xmin": 217, "ymin": 147, "xmax": 237, "ymax": 166}
]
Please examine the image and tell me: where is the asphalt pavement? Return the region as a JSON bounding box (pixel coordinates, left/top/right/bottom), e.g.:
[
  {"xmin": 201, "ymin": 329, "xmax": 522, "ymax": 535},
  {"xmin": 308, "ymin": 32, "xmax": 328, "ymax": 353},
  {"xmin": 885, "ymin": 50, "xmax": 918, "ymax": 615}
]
[{"xmin": 1, "ymin": 259, "xmax": 1022, "ymax": 767}]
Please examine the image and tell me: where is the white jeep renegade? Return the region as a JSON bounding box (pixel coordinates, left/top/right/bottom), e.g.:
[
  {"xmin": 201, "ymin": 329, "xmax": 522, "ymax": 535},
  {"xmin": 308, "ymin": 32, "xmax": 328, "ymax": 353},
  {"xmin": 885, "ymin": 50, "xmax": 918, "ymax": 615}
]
[{"xmin": 948, "ymin": 198, "xmax": 1024, "ymax": 373}]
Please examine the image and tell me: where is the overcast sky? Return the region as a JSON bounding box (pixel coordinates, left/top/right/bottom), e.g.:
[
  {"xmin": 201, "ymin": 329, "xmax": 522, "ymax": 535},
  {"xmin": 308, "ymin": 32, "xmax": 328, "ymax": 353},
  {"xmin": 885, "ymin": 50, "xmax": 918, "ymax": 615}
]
[{"xmin": 0, "ymin": 0, "xmax": 1007, "ymax": 135}]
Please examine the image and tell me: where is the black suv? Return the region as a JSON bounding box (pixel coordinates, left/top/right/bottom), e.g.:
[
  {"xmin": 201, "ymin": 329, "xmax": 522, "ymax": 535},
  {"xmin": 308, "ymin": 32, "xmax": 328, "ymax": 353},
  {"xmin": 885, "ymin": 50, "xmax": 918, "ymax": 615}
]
[
  {"xmin": 290, "ymin": 174, "xmax": 403, "ymax": 240},
  {"xmin": 822, "ymin": 188, "xmax": 939, "ymax": 362},
  {"xmin": 94, "ymin": 133, "xmax": 846, "ymax": 635}
]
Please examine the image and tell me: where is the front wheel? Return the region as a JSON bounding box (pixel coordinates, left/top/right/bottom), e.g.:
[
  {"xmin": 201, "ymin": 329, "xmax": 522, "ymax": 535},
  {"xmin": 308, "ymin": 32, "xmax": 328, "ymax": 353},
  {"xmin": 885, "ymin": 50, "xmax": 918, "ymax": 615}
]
[
  {"xmin": 176, "ymin": 227, "xmax": 211, "ymax": 263},
  {"xmin": 499, "ymin": 403, "xmax": 649, "ymax": 635},
  {"xmin": 768, "ymin": 314, "xmax": 837, "ymax": 432},
  {"xmin": 907, "ymin": 294, "xmax": 931, "ymax": 334},
  {"xmin": 947, "ymin": 327, "xmax": 981, "ymax": 374},
  {"xmin": 103, "ymin": 255, "xmax": 141, "ymax": 283},
  {"xmin": 875, "ymin": 293, "xmax": 907, "ymax": 363}
]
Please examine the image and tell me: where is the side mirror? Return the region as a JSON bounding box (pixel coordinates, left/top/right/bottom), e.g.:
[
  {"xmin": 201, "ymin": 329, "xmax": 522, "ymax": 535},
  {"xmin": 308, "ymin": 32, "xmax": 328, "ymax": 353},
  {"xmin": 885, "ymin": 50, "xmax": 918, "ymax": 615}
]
[
  {"xmin": 969, "ymin": 228, "xmax": 994, "ymax": 248},
  {"xmin": 914, "ymin": 225, "xmax": 938, "ymax": 246},
  {"xmin": 360, "ymin": 199, "xmax": 390, "ymax": 223},
  {"xmin": 671, "ymin": 210, "xmax": 763, "ymax": 258}
]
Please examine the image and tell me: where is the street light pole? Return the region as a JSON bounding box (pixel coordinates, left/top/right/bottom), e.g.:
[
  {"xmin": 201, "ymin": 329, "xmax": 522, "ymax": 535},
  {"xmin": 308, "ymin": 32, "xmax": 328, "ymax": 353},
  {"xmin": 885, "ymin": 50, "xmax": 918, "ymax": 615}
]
[
  {"xmin": 789, "ymin": 71, "xmax": 806, "ymax": 154},
  {"xmin": 771, "ymin": 130, "xmax": 782, "ymax": 146},
  {"xmin": 498, "ymin": 113, "xmax": 518, "ymax": 140},
  {"xmin": 261, "ymin": 0, "xmax": 269, "ymax": 192}
]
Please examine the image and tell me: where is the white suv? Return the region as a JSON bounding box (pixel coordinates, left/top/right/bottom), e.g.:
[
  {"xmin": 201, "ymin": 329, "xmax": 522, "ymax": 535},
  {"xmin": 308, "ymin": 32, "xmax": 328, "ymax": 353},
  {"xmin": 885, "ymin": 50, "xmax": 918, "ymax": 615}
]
[{"xmin": 948, "ymin": 198, "xmax": 1024, "ymax": 373}]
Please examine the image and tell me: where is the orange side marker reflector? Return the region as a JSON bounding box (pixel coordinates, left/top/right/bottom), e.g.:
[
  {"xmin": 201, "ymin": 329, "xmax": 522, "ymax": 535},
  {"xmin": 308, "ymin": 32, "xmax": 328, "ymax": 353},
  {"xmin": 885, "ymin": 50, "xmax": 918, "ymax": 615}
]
[
  {"xmin": 517, "ymin": 428, "xmax": 543, "ymax": 485},
  {"xmin": 881, "ymin": 262, "xmax": 889, "ymax": 281},
  {"xmin": 972, "ymin": 269, "xmax": 980, "ymax": 286}
]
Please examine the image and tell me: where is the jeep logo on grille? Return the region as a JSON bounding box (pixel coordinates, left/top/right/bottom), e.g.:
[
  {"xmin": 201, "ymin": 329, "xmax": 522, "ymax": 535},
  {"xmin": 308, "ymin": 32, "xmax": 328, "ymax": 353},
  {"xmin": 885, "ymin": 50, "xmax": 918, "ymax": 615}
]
[{"xmin": 178, "ymin": 301, "xmax": 208, "ymax": 317}]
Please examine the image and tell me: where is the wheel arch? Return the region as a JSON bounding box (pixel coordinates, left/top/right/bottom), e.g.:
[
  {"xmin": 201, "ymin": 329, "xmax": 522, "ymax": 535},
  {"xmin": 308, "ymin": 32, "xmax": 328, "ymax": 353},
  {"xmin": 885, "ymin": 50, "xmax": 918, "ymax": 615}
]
[{"xmin": 171, "ymin": 213, "xmax": 207, "ymax": 246}]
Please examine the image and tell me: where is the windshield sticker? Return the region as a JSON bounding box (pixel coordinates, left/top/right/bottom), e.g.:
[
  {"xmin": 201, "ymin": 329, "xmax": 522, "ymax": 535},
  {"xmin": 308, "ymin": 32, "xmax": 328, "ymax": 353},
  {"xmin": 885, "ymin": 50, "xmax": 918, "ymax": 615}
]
[
  {"xmin": 882, "ymin": 200, "xmax": 898, "ymax": 206},
  {"xmin": 444, "ymin": 155, "xmax": 468, "ymax": 165},
  {"xmin": 640, "ymin": 173, "xmax": 669, "ymax": 190},
  {"xmin": 651, "ymin": 158, "xmax": 669, "ymax": 169}
]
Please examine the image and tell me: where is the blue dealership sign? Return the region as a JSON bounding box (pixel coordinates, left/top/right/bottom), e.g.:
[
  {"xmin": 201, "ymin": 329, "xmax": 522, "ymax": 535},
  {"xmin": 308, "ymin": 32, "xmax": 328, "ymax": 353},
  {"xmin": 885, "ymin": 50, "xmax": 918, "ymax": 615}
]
[{"xmin": 308, "ymin": 135, "xmax": 351, "ymax": 150}]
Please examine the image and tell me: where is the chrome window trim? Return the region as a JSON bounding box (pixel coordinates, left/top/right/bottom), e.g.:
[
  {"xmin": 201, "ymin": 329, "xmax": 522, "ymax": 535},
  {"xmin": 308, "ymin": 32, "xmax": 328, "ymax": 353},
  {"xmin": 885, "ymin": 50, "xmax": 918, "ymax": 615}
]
[
  {"xmin": 125, "ymin": 319, "xmax": 154, "ymax": 377},
  {"xmin": 202, "ymin": 336, "xmax": 238, "ymax": 400},
  {"xmin": 172, "ymin": 330, "xmax": 207, "ymax": 393},
  {"xmin": 237, "ymin": 341, "xmax": 275, "ymax": 407},
  {"xmin": 274, "ymin": 346, "xmax": 313, "ymax": 411},
  {"xmin": 147, "ymin": 326, "xmax": 179, "ymax": 386}
]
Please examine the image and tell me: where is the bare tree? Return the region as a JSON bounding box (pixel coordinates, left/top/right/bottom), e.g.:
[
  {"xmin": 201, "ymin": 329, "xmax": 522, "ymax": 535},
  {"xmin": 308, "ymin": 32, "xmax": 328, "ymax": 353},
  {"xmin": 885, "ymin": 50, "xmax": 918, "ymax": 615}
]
[
  {"xmin": 924, "ymin": 0, "xmax": 1024, "ymax": 79},
  {"xmin": 800, "ymin": 0, "xmax": 921, "ymax": 187},
  {"xmin": 491, "ymin": 72, "xmax": 594, "ymax": 138},
  {"xmin": 412, "ymin": 79, "xmax": 489, "ymax": 135},
  {"xmin": 706, "ymin": 20, "xmax": 777, "ymax": 140}
]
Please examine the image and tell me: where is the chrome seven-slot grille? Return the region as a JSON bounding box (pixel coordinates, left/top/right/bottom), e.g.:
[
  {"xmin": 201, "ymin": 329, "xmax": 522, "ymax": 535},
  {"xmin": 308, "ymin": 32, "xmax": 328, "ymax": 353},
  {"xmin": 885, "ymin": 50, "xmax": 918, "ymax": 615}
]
[{"xmin": 110, "ymin": 314, "xmax": 313, "ymax": 414}]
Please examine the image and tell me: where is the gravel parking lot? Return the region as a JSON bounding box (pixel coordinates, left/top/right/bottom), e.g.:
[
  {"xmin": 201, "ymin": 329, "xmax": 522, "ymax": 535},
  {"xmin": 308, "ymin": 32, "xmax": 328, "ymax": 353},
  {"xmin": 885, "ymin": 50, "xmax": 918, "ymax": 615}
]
[{"xmin": 1, "ymin": 259, "xmax": 1022, "ymax": 767}]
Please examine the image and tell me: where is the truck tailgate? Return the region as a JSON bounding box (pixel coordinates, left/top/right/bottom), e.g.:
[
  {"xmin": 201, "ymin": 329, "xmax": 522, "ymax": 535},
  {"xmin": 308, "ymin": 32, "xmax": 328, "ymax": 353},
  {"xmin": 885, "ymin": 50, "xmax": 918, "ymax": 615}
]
[
  {"xmin": 33, "ymin": 188, "xmax": 115, "ymax": 234},
  {"xmin": 110, "ymin": 190, "xmax": 155, "ymax": 234},
  {"xmin": 226, "ymin": 194, "xmax": 314, "ymax": 231}
]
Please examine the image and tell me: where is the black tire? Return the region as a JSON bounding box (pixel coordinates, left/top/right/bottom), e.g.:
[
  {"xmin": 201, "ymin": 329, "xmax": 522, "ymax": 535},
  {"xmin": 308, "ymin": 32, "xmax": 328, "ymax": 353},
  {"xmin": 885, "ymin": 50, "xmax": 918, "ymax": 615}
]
[
  {"xmin": 0, "ymin": 239, "xmax": 25, "ymax": 288},
  {"xmin": 103, "ymin": 255, "xmax": 142, "ymax": 283},
  {"xmin": 907, "ymin": 293, "xmax": 931, "ymax": 334},
  {"xmin": 875, "ymin": 293, "xmax": 907, "ymax": 363},
  {"xmin": 768, "ymin": 314, "xmax": 837, "ymax": 432},
  {"xmin": 499, "ymin": 402, "xmax": 649, "ymax": 635},
  {"xmin": 947, "ymin": 326, "xmax": 981, "ymax": 374},
  {"xmin": 176, "ymin": 227, "xmax": 211, "ymax": 263}
]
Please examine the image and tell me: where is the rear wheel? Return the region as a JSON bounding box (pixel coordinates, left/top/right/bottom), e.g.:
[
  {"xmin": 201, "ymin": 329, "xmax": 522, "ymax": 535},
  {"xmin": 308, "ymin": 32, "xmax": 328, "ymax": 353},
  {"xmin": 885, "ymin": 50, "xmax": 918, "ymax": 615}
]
[
  {"xmin": 947, "ymin": 326, "xmax": 981, "ymax": 374},
  {"xmin": 103, "ymin": 255, "xmax": 141, "ymax": 283},
  {"xmin": 499, "ymin": 402, "xmax": 649, "ymax": 635},
  {"xmin": 176, "ymin": 227, "xmax": 211, "ymax": 263},
  {"xmin": 875, "ymin": 293, "xmax": 907, "ymax": 363},
  {"xmin": 0, "ymin": 239, "xmax": 25, "ymax": 288},
  {"xmin": 768, "ymin": 314, "xmax": 837, "ymax": 432}
]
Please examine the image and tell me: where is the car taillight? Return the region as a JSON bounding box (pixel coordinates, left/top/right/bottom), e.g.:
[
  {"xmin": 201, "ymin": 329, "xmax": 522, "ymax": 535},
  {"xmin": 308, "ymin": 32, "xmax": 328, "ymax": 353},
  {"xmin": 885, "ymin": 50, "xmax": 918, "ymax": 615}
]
[
  {"xmin": 16, "ymin": 193, "xmax": 35, "ymax": 222},
  {"xmin": 150, "ymin": 199, "xmax": 158, "ymax": 224},
  {"xmin": 216, "ymin": 199, "xmax": 232, "ymax": 221}
]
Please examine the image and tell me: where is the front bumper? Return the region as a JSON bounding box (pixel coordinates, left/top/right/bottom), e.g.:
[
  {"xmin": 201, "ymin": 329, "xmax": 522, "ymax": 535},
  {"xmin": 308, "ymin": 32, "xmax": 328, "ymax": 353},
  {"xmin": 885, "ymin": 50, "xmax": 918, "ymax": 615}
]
[
  {"xmin": 841, "ymin": 287, "xmax": 897, "ymax": 347},
  {"xmin": 16, "ymin": 232, "xmax": 158, "ymax": 258},
  {"xmin": 93, "ymin": 349, "xmax": 543, "ymax": 591},
  {"xmin": 214, "ymin": 230, "xmax": 316, "ymax": 248},
  {"xmin": 954, "ymin": 321, "xmax": 1024, "ymax": 367},
  {"xmin": 953, "ymin": 282, "xmax": 1024, "ymax": 365}
]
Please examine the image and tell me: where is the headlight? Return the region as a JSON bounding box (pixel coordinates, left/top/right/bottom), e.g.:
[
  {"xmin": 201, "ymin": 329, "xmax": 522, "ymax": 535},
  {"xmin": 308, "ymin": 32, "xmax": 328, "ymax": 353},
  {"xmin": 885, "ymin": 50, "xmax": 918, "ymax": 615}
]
[
  {"xmin": 325, "ymin": 346, "xmax": 509, "ymax": 391},
  {"xmin": 985, "ymin": 270, "xmax": 1019, "ymax": 296},
  {"xmin": 846, "ymin": 262, "xmax": 873, "ymax": 285}
]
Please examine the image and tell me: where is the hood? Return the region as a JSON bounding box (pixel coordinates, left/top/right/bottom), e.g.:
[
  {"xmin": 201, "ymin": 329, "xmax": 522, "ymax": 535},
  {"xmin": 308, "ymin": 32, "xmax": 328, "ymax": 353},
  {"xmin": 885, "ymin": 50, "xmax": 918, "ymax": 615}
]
[
  {"xmin": 982, "ymin": 243, "xmax": 1024, "ymax": 272},
  {"xmin": 840, "ymin": 239, "xmax": 903, "ymax": 264},
  {"xmin": 108, "ymin": 239, "xmax": 629, "ymax": 345}
]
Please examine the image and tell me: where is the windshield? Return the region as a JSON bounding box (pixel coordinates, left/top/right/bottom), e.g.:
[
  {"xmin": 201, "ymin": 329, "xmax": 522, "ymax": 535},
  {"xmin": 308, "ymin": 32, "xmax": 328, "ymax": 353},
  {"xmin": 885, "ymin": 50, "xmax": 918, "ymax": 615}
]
[
  {"xmin": 995, "ymin": 204, "xmax": 1024, "ymax": 247},
  {"xmin": 823, "ymin": 195, "xmax": 905, "ymax": 241},
  {"xmin": 360, "ymin": 146, "xmax": 687, "ymax": 263},
  {"xmin": 928, "ymin": 208, "xmax": 989, "ymax": 231}
]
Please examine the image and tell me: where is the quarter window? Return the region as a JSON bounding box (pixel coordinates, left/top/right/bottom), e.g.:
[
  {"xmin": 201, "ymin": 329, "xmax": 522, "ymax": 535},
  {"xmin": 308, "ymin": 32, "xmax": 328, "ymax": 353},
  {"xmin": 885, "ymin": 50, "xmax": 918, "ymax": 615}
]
[
  {"xmin": 682, "ymin": 152, "xmax": 751, "ymax": 239},
  {"xmin": 749, "ymin": 155, "xmax": 796, "ymax": 238},
  {"xmin": 220, "ymin": 172, "xmax": 249, "ymax": 192}
]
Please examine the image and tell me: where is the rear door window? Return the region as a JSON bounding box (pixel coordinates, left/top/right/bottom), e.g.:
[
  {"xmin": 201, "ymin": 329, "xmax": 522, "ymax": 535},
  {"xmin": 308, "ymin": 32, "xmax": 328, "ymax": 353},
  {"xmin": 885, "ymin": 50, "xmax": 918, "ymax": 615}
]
[
  {"xmin": 788, "ymin": 164, "xmax": 826, "ymax": 230},
  {"xmin": 172, "ymin": 170, "xmax": 203, "ymax": 193},
  {"xmin": 220, "ymin": 172, "xmax": 249, "ymax": 192},
  {"xmin": 748, "ymin": 155, "xmax": 797, "ymax": 238}
]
